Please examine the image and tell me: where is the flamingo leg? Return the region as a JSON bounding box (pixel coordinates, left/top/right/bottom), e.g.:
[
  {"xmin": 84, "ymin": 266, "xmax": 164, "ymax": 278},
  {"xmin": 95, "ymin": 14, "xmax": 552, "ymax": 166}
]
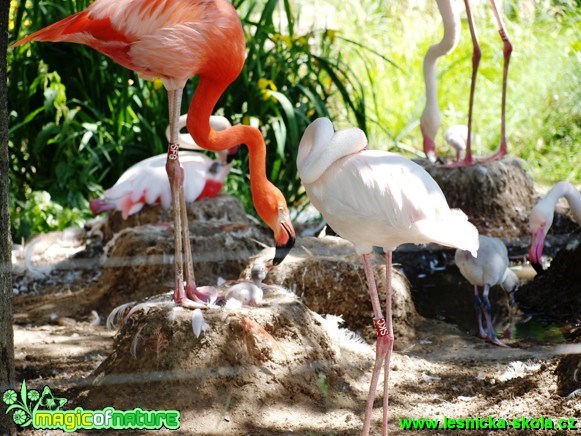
[
  {"xmin": 360, "ymin": 253, "xmax": 393, "ymax": 436},
  {"xmin": 479, "ymin": 0, "xmax": 512, "ymax": 163},
  {"xmin": 445, "ymin": 0, "xmax": 480, "ymax": 168},
  {"xmin": 381, "ymin": 251, "xmax": 394, "ymax": 436},
  {"xmin": 473, "ymin": 285, "xmax": 487, "ymax": 338},
  {"xmin": 482, "ymin": 284, "xmax": 508, "ymax": 347},
  {"xmin": 166, "ymin": 88, "xmax": 205, "ymax": 309}
]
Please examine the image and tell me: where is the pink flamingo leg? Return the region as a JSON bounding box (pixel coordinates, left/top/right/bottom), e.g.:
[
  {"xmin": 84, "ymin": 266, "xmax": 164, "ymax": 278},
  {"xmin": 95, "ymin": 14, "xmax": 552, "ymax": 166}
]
[
  {"xmin": 360, "ymin": 253, "xmax": 394, "ymax": 436},
  {"xmin": 479, "ymin": 0, "xmax": 512, "ymax": 163},
  {"xmin": 445, "ymin": 0, "xmax": 480, "ymax": 168},
  {"xmin": 381, "ymin": 251, "xmax": 394, "ymax": 436},
  {"xmin": 166, "ymin": 88, "xmax": 207, "ymax": 309}
]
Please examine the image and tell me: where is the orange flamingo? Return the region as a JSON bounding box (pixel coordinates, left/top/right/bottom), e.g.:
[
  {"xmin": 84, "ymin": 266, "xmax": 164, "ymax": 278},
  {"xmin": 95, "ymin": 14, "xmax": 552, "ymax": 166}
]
[{"xmin": 11, "ymin": 0, "xmax": 296, "ymax": 309}]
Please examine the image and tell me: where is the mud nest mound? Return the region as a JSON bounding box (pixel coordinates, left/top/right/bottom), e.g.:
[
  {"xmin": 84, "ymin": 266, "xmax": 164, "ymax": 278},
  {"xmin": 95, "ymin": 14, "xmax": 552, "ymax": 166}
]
[
  {"xmin": 14, "ymin": 195, "xmax": 272, "ymax": 323},
  {"xmin": 247, "ymin": 236, "xmax": 419, "ymax": 347},
  {"xmin": 415, "ymin": 157, "xmax": 536, "ymax": 239},
  {"xmin": 76, "ymin": 288, "xmax": 373, "ymax": 432},
  {"xmin": 517, "ymin": 231, "xmax": 581, "ymax": 328}
]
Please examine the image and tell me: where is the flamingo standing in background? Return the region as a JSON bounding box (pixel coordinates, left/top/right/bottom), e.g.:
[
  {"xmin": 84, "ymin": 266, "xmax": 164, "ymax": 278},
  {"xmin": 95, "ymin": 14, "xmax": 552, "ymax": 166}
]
[
  {"xmin": 528, "ymin": 181, "xmax": 581, "ymax": 273},
  {"xmin": 421, "ymin": 0, "xmax": 512, "ymax": 165},
  {"xmin": 89, "ymin": 114, "xmax": 239, "ymax": 218},
  {"xmin": 11, "ymin": 0, "xmax": 296, "ymax": 309},
  {"xmin": 297, "ymin": 117, "xmax": 479, "ymax": 435},
  {"xmin": 455, "ymin": 235, "xmax": 519, "ymax": 347}
]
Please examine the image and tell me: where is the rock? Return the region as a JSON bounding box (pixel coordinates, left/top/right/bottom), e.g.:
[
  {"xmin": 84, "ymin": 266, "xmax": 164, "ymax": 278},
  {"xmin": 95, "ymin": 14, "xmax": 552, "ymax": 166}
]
[
  {"xmin": 415, "ymin": 157, "xmax": 536, "ymax": 239},
  {"xmin": 247, "ymin": 236, "xmax": 420, "ymax": 348}
]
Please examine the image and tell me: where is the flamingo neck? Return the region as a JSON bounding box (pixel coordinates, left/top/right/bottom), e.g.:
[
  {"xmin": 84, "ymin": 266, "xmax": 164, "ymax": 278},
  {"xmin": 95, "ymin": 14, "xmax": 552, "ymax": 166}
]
[
  {"xmin": 545, "ymin": 181, "xmax": 581, "ymax": 225},
  {"xmin": 420, "ymin": 0, "xmax": 460, "ymax": 139},
  {"xmin": 187, "ymin": 76, "xmax": 271, "ymax": 217}
]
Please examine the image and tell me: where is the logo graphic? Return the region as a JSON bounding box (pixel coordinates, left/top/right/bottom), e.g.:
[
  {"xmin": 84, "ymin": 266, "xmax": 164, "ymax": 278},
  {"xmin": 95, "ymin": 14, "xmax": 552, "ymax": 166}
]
[{"xmin": 3, "ymin": 380, "xmax": 180, "ymax": 431}]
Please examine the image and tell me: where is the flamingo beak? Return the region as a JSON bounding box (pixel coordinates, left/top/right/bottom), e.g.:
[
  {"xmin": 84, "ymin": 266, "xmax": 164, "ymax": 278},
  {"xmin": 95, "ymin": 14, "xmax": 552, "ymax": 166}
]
[
  {"xmin": 273, "ymin": 219, "xmax": 295, "ymax": 266},
  {"xmin": 528, "ymin": 227, "xmax": 546, "ymax": 274},
  {"xmin": 226, "ymin": 145, "xmax": 240, "ymax": 164}
]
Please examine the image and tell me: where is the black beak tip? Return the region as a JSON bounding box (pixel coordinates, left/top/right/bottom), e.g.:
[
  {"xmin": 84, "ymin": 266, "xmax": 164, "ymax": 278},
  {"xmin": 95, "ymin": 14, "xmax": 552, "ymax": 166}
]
[
  {"xmin": 273, "ymin": 237, "xmax": 296, "ymax": 266},
  {"xmin": 531, "ymin": 261, "xmax": 544, "ymax": 275}
]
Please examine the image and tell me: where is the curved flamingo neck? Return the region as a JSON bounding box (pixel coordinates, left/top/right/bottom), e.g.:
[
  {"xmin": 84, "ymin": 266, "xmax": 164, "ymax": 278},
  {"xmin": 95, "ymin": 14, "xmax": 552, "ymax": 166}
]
[
  {"xmin": 420, "ymin": 0, "xmax": 460, "ymax": 139},
  {"xmin": 187, "ymin": 76, "xmax": 270, "ymax": 216},
  {"xmin": 543, "ymin": 181, "xmax": 581, "ymax": 225}
]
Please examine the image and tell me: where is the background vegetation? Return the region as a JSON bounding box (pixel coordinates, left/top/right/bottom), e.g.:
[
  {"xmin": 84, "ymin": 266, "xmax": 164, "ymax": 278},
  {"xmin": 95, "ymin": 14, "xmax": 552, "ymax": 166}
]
[{"xmin": 7, "ymin": 0, "xmax": 580, "ymax": 242}]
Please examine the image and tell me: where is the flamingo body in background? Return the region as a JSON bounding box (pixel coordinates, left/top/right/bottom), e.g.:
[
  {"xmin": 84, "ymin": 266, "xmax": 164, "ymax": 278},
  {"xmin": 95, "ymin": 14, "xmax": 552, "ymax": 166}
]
[
  {"xmin": 455, "ymin": 235, "xmax": 519, "ymax": 347},
  {"xmin": 12, "ymin": 0, "xmax": 296, "ymax": 309},
  {"xmin": 297, "ymin": 117, "xmax": 479, "ymax": 435},
  {"xmin": 422, "ymin": 0, "xmax": 512, "ymax": 165},
  {"xmin": 90, "ymin": 115, "xmax": 238, "ymax": 218},
  {"xmin": 529, "ymin": 181, "xmax": 581, "ymax": 273}
]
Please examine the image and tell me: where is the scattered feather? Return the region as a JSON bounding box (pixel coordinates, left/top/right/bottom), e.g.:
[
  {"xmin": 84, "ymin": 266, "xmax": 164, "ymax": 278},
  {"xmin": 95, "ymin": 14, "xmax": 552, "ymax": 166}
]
[
  {"xmin": 318, "ymin": 314, "xmax": 372, "ymax": 355},
  {"xmin": 224, "ymin": 298, "xmax": 243, "ymax": 311},
  {"xmin": 421, "ymin": 372, "xmax": 441, "ymax": 383},
  {"xmin": 106, "ymin": 302, "xmax": 136, "ymax": 330},
  {"xmin": 130, "ymin": 325, "xmax": 145, "ymax": 359},
  {"xmin": 90, "ymin": 310, "xmax": 101, "ymax": 326},
  {"xmin": 566, "ymin": 388, "xmax": 581, "ymax": 398},
  {"xmin": 498, "ymin": 360, "xmax": 541, "ymax": 381},
  {"xmin": 192, "ymin": 309, "xmax": 210, "ymax": 338}
]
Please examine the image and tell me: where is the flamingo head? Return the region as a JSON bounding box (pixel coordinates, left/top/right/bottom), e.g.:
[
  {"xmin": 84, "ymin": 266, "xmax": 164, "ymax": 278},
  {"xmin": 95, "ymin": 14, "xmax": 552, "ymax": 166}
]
[
  {"xmin": 257, "ymin": 187, "xmax": 295, "ymax": 265},
  {"xmin": 528, "ymin": 207, "xmax": 553, "ymax": 274}
]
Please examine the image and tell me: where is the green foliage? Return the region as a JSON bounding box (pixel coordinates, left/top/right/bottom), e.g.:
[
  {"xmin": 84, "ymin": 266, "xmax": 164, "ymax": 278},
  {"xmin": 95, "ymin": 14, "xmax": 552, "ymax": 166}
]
[
  {"xmin": 7, "ymin": 0, "xmax": 580, "ymax": 242},
  {"xmin": 8, "ymin": 0, "xmax": 370, "ymax": 241}
]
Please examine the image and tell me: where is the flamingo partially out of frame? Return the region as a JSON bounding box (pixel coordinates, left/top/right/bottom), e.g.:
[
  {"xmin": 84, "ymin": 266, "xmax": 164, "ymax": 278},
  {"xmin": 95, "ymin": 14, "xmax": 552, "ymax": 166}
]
[
  {"xmin": 11, "ymin": 0, "xmax": 296, "ymax": 309},
  {"xmin": 89, "ymin": 114, "xmax": 238, "ymax": 218},
  {"xmin": 297, "ymin": 117, "xmax": 479, "ymax": 435},
  {"xmin": 421, "ymin": 0, "xmax": 512, "ymax": 166},
  {"xmin": 455, "ymin": 235, "xmax": 519, "ymax": 347},
  {"xmin": 528, "ymin": 181, "xmax": 581, "ymax": 273}
]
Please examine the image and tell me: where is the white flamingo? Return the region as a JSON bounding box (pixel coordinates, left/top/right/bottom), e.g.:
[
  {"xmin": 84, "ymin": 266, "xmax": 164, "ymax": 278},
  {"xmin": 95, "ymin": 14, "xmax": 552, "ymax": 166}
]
[
  {"xmin": 297, "ymin": 117, "xmax": 479, "ymax": 435},
  {"xmin": 421, "ymin": 0, "xmax": 512, "ymax": 165},
  {"xmin": 455, "ymin": 235, "xmax": 519, "ymax": 346},
  {"xmin": 529, "ymin": 181, "xmax": 581, "ymax": 273},
  {"xmin": 89, "ymin": 114, "xmax": 238, "ymax": 218}
]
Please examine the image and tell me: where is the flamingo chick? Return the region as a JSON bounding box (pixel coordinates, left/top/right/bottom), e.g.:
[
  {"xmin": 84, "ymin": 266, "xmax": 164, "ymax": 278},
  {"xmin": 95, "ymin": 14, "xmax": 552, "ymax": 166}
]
[
  {"xmin": 297, "ymin": 117, "xmax": 479, "ymax": 435},
  {"xmin": 12, "ymin": 0, "xmax": 296, "ymax": 309},
  {"xmin": 90, "ymin": 115, "xmax": 238, "ymax": 218},
  {"xmin": 529, "ymin": 181, "xmax": 581, "ymax": 273},
  {"xmin": 445, "ymin": 124, "xmax": 468, "ymax": 162},
  {"xmin": 455, "ymin": 235, "xmax": 519, "ymax": 347},
  {"xmin": 223, "ymin": 263, "xmax": 268, "ymax": 306}
]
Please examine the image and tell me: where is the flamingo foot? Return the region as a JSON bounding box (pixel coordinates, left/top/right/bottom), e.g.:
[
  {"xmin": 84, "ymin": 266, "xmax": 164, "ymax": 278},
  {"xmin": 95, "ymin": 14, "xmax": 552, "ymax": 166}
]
[
  {"xmin": 185, "ymin": 283, "xmax": 218, "ymax": 303},
  {"xmin": 486, "ymin": 334, "xmax": 510, "ymax": 348},
  {"xmin": 442, "ymin": 154, "xmax": 474, "ymax": 168},
  {"xmin": 476, "ymin": 146, "xmax": 507, "ymax": 164},
  {"xmin": 172, "ymin": 290, "xmax": 207, "ymax": 309}
]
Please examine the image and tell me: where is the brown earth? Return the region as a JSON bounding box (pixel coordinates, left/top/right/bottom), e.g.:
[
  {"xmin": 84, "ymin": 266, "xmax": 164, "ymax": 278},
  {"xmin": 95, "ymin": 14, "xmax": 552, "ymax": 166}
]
[{"xmin": 8, "ymin": 183, "xmax": 581, "ymax": 435}]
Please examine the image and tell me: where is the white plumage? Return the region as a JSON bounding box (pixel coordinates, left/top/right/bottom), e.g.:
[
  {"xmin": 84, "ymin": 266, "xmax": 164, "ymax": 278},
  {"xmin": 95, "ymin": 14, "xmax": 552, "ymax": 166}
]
[
  {"xmin": 455, "ymin": 235, "xmax": 519, "ymax": 347},
  {"xmin": 297, "ymin": 117, "xmax": 479, "ymax": 435},
  {"xmin": 90, "ymin": 114, "xmax": 236, "ymax": 218}
]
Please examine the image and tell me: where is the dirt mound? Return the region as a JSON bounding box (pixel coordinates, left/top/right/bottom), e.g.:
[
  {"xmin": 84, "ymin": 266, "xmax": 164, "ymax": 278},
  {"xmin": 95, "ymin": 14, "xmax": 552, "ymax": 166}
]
[
  {"xmin": 246, "ymin": 236, "xmax": 420, "ymax": 348},
  {"xmin": 13, "ymin": 195, "xmax": 272, "ymax": 324},
  {"xmin": 416, "ymin": 157, "xmax": 536, "ymax": 239},
  {"xmin": 76, "ymin": 288, "xmax": 373, "ymax": 433}
]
